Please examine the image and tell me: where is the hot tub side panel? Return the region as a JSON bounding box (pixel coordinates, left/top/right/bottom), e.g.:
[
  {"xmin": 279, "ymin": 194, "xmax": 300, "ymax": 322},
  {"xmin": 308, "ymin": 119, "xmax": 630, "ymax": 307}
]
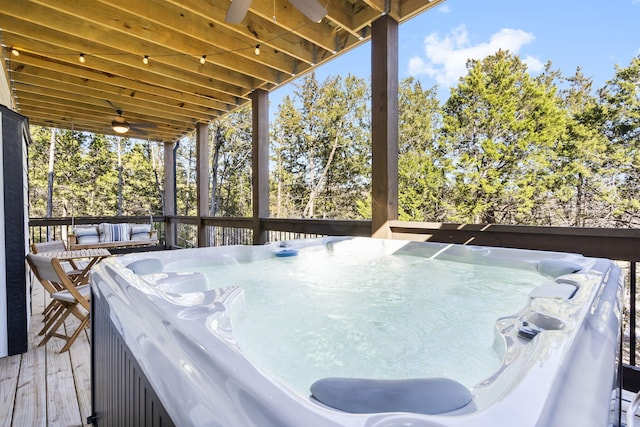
[{"xmin": 90, "ymin": 286, "xmax": 176, "ymax": 427}]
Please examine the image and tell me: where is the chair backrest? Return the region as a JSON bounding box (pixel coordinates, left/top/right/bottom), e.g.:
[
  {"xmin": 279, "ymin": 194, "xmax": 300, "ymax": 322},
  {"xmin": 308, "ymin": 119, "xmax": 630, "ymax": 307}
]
[
  {"xmin": 27, "ymin": 253, "xmax": 66, "ymax": 282},
  {"xmin": 32, "ymin": 240, "xmax": 67, "ymax": 254},
  {"xmin": 26, "ymin": 253, "xmax": 90, "ymax": 310}
]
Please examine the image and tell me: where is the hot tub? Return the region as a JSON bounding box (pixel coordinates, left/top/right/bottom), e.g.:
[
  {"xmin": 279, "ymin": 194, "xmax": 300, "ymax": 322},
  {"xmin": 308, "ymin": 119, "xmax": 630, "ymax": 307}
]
[{"xmin": 90, "ymin": 236, "xmax": 623, "ymax": 427}]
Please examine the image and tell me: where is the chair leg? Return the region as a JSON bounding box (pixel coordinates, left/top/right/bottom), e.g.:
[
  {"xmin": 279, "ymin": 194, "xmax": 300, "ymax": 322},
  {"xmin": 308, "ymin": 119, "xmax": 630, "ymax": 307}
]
[
  {"xmin": 38, "ymin": 303, "xmax": 75, "ymax": 348},
  {"xmin": 39, "ymin": 303, "xmax": 65, "ymax": 336},
  {"xmin": 39, "ymin": 302, "xmax": 89, "ymax": 352},
  {"xmin": 59, "ymin": 315, "xmax": 90, "ymax": 353}
]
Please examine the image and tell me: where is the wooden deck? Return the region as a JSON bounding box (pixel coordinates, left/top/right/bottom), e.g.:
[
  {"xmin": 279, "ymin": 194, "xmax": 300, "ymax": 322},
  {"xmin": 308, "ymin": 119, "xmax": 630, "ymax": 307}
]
[{"xmin": 0, "ymin": 278, "xmax": 91, "ymax": 427}]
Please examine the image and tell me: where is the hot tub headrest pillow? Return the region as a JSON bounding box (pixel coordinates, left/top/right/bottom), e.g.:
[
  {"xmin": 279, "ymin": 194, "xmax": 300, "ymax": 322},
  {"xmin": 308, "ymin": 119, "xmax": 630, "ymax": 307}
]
[
  {"xmin": 537, "ymin": 259, "xmax": 583, "ymax": 278},
  {"xmin": 310, "ymin": 377, "xmax": 472, "ymax": 415},
  {"xmin": 125, "ymin": 258, "xmax": 163, "ymax": 275}
]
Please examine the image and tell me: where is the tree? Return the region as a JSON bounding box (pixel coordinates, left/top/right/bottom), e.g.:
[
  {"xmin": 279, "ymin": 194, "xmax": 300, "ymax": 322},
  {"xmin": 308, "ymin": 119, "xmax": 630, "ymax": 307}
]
[
  {"xmin": 548, "ymin": 67, "xmax": 610, "ymax": 226},
  {"xmin": 121, "ymin": 141, "xmax": 162, "ymax": 215},
  {"xmin": 82, "ymin": 133, "xmax": 118, "ymax": 215},
  {"xmin": 442, "ymin": 50, "xmax": 566, "ymax": 224},
  {"xmin": 52, "ymin": 129, "xmax": 87, "ymax": 217},
  {"xmin": 271, "ymin": 72, "xmax": 370, "ymax": 219},
  {"xmin": 209, "ymin": 107, "xmax": 253, "ymax": 217},
  {"xmin": 397, "ymin": 77, "xmax": 450, "ymax": 221},
  {"xmin": 28, "ymin": 126, "xmax": 52, "ymax": 218},
  {"xmin": 596, "ymin": 55, "xmax": 640, "ymax": 226},
  {"xmin": 175, "ymin": 136, "xmax": 197, "ymax": 216}
]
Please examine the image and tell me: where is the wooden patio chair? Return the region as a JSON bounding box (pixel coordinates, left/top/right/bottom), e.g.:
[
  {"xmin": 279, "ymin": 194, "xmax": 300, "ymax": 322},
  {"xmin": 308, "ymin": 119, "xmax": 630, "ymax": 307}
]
[
  {"xmin": 26, "ymin": 253, "xmax": 91, "ymax": 352},
  {"xmin": 31, "ymin": 240, "xmax": 87, "ymax": 323},
  {"xmin": 31, "ymin": 240, "xmax": 88, "ymax": 275}
]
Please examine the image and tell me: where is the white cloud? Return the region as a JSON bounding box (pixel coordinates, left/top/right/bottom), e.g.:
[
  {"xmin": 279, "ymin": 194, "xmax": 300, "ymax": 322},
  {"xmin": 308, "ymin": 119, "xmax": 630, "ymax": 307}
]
[
  {"xmin": 523, "ymin": 55, "xmax": 544, "ymax": 72},
  {"xmin": 438, "ymin": 4, "xmax": 451, "ymax": 13},
  {"xmin": 408, "ymin": 25, "xmax": 540, "ymax": 87}
]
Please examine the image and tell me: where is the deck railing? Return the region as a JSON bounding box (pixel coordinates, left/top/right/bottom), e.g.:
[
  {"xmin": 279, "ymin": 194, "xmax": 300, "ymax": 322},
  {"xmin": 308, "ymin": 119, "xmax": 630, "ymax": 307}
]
[{"xmin": 28, "ymin": 215, "xmax": 640, "ymax": 388}]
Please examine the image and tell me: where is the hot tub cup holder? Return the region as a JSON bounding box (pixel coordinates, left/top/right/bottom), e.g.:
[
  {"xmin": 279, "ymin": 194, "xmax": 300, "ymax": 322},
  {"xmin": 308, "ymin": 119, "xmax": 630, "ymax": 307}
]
[{"xmin": 517, "ymin": 312, "xmax": 565, "ymax": 340}]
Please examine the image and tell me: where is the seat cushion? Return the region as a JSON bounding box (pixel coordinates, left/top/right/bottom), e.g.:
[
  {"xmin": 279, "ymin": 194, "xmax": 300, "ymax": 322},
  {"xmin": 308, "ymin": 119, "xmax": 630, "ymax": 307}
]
[
  {"xmin": 130, "ymin": 224, "xmax": 153, "ymax": 241},
  {"xmin": 52, "ymin": 284, "xmax": 91, "ymax": 303},
  {"xmin": 74, "ymin": 226, "xmax": 100, "ymax": 244}
]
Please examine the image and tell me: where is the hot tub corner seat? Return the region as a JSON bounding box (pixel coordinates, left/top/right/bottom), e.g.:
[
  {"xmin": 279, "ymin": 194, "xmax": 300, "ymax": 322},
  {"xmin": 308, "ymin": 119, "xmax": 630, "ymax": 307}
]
[{"xmin": 309, "ymin": 377, "xmax": 472, "ymax": 415}]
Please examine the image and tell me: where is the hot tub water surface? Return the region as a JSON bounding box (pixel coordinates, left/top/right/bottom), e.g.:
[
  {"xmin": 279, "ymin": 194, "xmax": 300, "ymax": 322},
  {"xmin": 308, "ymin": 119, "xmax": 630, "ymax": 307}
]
[{"xmin": 173, "ymin": 249, "xmax": 543, "ymax": 395}]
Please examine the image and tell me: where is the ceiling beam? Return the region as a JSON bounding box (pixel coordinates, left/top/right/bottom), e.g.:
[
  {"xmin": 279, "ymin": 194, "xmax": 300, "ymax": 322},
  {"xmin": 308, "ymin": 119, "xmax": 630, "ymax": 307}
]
[
  {"xmin": 8, "ymin": 53, "xmax": 230, "ymax": 113},
  {"xmin": 2, "ymin": 30, "xmax": 244, "ymax": 105}
]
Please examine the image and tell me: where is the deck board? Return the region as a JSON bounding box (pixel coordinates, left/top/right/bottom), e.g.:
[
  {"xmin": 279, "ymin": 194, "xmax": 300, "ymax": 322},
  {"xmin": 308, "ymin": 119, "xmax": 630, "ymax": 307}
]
[
  {"xmin": 11, "ymin": 287, "xmax": 47, "ymax": 427},
  {"xmin": 68, "ymin": 327, "xmax": 92, "ymax": 424},
  {"xmin": 0, "ymin": 346, "xmax": 20, "ymax": 427},
  {"xmin": 2, "ymin": 280, "xmax": 91, "ymax": 427}
]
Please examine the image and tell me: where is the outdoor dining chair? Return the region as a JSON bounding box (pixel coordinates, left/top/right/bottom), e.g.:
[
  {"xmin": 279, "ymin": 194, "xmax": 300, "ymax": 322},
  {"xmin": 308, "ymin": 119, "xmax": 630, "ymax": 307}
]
[
  {"xmin": 30, "ymin": 240, "xmax": 87, "ymax": 325},
  {"xmin": 31, "ymin": 240, "xmax": 88, "ymax": 276},
  {"xmin": 26, "ymin": 253, "xmax": 91, "ymax": 352}
]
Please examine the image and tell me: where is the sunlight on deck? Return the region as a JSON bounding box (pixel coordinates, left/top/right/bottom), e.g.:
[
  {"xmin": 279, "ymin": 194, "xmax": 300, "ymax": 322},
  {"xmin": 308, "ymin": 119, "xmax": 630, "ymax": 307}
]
[{"xmin": 0, "ymin": 279, "xmax": 91, "ymax": 427}]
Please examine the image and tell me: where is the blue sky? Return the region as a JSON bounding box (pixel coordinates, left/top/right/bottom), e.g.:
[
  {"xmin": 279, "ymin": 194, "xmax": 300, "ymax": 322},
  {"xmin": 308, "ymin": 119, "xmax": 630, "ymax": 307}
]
[{"xmin": 271, "ymin": 0, "xmax": 640, "ymax": 108}]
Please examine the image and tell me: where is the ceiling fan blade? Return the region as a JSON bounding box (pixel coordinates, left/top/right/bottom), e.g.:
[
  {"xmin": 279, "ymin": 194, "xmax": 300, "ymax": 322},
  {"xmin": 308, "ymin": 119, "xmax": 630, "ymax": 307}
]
[
  {"xmin": 105, "ymin": 99, "xmax": 124, "ymax": 116},
  {"xmin": 130, "ymin": 122, "xmax": 157, "ymax": 129},
  {"xmin": 225, "ymin": 0, "xmax": 252, "ymax": 23},
  {"xmin": 288, "ymin": 0, "xmax": 327, "ymax": 23}
]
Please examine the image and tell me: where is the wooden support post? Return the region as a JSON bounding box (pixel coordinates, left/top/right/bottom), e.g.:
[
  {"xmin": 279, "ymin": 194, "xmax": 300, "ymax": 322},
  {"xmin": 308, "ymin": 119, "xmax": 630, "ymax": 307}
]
[
  {"xmin": 371, "ymin": 14, "xmax": 399, "ymax": 239},
  {"xmin": 252, "ymin": 89, "xmax": 269, "ymax": 245},
  {"xmin": 196, "ymin": 123, "xmax": 210, "ymax": 247},
  {"xmin": 163, "ymin": 141, "xmax": 176, "ymax": 248}
]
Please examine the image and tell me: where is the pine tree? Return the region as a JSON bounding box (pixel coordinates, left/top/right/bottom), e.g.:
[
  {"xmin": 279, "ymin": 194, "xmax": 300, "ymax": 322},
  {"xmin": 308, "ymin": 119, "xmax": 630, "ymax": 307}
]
[
  {"xmin": 398, "ymin": 77, "xmax": 450, "ymax": 221},
  {"xmin": 442, "ymin": 50, "xmax": 566, "ymax": 224},
  {"xmin": 596, "ymin": 55, "xmax": 640, "ymax": 226},
  {"xmin": 271, "ymin": 72, "xmax": 370, "ymax": 219}
]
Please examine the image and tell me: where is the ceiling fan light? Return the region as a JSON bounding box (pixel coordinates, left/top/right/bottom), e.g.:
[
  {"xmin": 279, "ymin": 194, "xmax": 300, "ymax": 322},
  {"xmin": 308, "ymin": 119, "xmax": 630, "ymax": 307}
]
[{"xmin": 112, "ymin": 119, "xmax": 130, "ymax": 133}]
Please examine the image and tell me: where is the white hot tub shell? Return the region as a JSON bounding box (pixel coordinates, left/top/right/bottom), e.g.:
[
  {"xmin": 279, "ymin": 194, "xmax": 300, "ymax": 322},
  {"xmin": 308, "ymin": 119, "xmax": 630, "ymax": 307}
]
[{"xmin": 90, "ymin": 237, "xmax": 623, "ymax": 427}]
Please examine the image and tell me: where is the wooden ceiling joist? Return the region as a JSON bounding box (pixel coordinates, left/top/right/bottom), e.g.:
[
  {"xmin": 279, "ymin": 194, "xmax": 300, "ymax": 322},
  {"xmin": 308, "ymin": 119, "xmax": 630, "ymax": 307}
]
[{"xmin": 1, "ymin": 0, "xmax": 440, "ymax": 142}]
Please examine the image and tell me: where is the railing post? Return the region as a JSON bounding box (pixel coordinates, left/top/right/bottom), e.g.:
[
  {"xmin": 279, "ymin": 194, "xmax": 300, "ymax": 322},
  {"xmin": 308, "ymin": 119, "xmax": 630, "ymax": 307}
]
[
  {"xmin": 632, "ymin": 261, "xmax": 637, "ymax": 366},
  {"xmin": 196, "ymin": 123, "xmax": 210, "ymax": 247},
  {"xmin": 252, "ymin": 89, "xmax": 269, "ymax": 245},
  {"xmin": 370, "ymin": 14, "xmax": 399, "ymax": 239},
  {"xmin": 163, "ymin": 141, "xmax": 177, "ymax": 248}
]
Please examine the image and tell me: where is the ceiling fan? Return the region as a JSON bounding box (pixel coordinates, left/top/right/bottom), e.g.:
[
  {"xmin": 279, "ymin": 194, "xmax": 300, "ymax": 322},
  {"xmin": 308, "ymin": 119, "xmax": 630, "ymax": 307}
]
[
  {"xmin": 225, "ymin": 0, "xmax": 327, "ymax": 24},
  {"xmin": 106, "ymin": 100, "xmax": 156, "ymax": 135}
]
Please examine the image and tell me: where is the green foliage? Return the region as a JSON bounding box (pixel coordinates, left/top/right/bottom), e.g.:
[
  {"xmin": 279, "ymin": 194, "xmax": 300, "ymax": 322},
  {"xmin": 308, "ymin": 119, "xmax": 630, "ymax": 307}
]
[
  {"xmin": 596, "ymin": 55, "xmax": 640, "ymax": 226},
  {"xmin": 271, "ymin": 72, "xmax": 371, "ymax": 219},
  {"xmin": 210, "ymin": 106, "xmax": 253, "ymax": 217},
  {"xmin": 548, "ymin": 67, "xmax": 610, "ymax": 226},
  {"xmin": 28, "ymin": 129, "xmax": 162, "ymax": 217},
  {"xmin": 442, "ymin": 50, "xmax": 566, "ymax": 224},
  {"xmin": 27, "ymin": 52, "xmax": 640, "ymax": 230},
  {"xmin": 398, "ymin": 77, "xmax": 450, "ymax": 221},
  {"xmin": 175, "ymin": 136, "xmax": 196, "ymax": 216}
]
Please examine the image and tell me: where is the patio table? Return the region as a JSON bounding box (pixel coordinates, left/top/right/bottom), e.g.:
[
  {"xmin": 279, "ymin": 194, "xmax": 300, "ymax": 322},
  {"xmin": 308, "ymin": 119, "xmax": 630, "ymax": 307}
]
[{"xmin": 39, "ymin": 248, "xmax": 111, "ymax": 285}]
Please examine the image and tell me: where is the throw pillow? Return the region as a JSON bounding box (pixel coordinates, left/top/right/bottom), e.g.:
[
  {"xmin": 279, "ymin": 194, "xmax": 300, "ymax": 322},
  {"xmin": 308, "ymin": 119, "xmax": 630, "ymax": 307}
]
[{"xmin": 99, "ymin": 223, "xmax": 131, "ymax": 242}]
